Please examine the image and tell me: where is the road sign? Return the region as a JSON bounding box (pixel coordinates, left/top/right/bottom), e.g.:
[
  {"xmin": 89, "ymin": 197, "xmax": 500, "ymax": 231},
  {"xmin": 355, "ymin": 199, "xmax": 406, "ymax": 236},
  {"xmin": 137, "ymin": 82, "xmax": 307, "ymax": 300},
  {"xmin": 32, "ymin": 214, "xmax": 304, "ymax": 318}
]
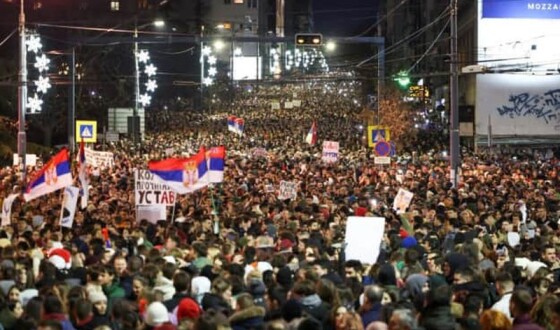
[
  {"xmin": 76, "ymin": 120, "xmax": 97, "ymax": 143},
  {"xmin": 374, "ymin": 141, "xmax": 391, "ymax": 156},
  {"xmin": 367, "ymin": 126, "xmax": 390, "ymax": 147}
]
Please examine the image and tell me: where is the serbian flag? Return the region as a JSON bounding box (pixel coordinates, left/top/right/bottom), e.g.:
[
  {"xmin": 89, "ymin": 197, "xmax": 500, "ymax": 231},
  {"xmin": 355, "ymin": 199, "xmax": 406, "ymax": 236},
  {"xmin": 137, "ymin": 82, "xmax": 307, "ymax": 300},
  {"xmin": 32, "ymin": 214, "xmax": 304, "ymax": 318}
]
[
  {"xmin": 148, "ymin": 147, "xmax": 209, "ymax": 194},
  {"xmin": 24, "ymin": 148, "xmax": 73, "ymax": 202},
  {"xmin": 234, "ymin": 117, "xmax": 245, "ymax": 136},
  {"xmin": 78, "ymin": 140, "xmax": 88, "ymax": 209},
  {"xmin": 227, "ymin": 115, "xmax": 237, "ymax": 133},
  {"xmin": 305, "ymin": 121, "xmax": 317, "ymax": 145},
  {"xmin": 208, "ymin": 146, "xmax": 226, "ymax": 183}
]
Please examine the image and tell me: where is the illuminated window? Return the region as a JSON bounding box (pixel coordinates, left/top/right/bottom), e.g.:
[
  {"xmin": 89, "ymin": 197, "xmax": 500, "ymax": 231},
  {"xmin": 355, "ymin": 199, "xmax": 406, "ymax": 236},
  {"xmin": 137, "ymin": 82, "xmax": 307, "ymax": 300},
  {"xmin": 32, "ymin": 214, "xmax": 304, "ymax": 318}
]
[
  {"xmin": 234, "ymin": 0, "xmax": 243, "ymax": 4},
  {"xmin": 110, "ymin": 1, "xmax": 120, "ymax": 11}
]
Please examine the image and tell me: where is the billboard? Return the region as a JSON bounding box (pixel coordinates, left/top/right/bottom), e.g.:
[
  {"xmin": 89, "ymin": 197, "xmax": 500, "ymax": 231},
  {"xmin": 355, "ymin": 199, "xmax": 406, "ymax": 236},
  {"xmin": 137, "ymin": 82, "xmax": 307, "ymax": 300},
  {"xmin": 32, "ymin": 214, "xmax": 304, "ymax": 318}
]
[
  {"xmin": 475, "ymin": 74, "xmax": 560, "ymax": 137},
  {"xmin": 233, "ymin": 56, "xmax": 262, "ymax": 80},
  {"xmin": 483, "ymin": 0, "xmax": 560, "ymax": 19},
  {"xmin": 478, "ymin": 1, "xmax": 560, "ymax": 71}
]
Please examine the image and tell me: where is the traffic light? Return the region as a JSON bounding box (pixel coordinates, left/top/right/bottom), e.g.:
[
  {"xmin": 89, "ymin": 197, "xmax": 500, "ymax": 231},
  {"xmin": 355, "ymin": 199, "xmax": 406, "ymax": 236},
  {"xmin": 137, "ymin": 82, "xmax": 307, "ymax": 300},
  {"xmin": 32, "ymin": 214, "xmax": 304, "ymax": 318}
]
[
  {"xmin": 394, "ymin": 70, "xmax": 411, "ymax": 89},
  {"xmin": 295, "ymin": 33, "xmax": 322, "ymax": 46}
]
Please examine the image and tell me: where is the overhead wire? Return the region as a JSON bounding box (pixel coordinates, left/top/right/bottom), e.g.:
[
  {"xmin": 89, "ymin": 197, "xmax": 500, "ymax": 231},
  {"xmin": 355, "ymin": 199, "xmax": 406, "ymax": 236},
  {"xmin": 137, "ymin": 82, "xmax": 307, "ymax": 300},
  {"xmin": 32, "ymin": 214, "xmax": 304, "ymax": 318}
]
[
  {"xmin": 406, "ymin": 16, "xmax": 451, "ymax": 74},
  {"xmin": 355, "ymin": 4, "xmax": 451, "ymax": 68}
]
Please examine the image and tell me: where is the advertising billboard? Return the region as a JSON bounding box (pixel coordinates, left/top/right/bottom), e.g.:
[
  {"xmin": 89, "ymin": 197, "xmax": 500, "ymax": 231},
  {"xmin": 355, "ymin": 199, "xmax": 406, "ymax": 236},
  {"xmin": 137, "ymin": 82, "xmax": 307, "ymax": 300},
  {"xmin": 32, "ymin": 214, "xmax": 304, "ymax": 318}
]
[
  {"xmin": 483, "ymin": 0, "xmax": 560, "ymax": 19},
  {"xmin": 478, "ymin": 1, "xmax": 560, "ymax": 71},
  {"xmin": 475, "ymin": 74, "xmax": 560, "ymax": 137}
]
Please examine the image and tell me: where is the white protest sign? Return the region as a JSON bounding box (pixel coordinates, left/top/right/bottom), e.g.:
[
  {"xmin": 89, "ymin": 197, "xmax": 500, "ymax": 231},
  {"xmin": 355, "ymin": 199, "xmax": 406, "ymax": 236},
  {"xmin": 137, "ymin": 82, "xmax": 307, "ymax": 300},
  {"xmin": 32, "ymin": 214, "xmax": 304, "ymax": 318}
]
[
  {"xmin": 292, "ymin": 100, "xmax": 301, "ymax": 107},
  {"xmin": 393, "ymin": 188, "xmax": 414, "ymax": 214},
  {"xmin": 345, "ymin": 216, "xmax": 386, "ymax": 265},
  {"xmin": 135, "ymin": 169, "xmax": 176, "ymax": 206},
  {"xmin": 60, "ymin": 186, "xmax": 80, "ymax": 228},
  {"xmin": 165, "ymin": 148, "xmax": 174, "ymax": 156},
  {"xmin": 1, "ymin": 194, "xmax": 18, "ymax": 227},
  {"xmin": 278, "ymin": 181, "xmax": 297, "ymax": 200},
  {"xmin": 271, "ymin": 102, "xmax": 281, "ymax": 110},
  {"xmin": 322, "ymin": 141, "xmax": 340, "ymax": 163},
  {"xmin": 284, "ymin": 101, "xmax": 293, "ymax": 109},
  {"xmin": 252, "ymin": 148, "xmax": 268, "ymax": 159},
  {"xmin": 374, "ymin": 157, "xmax": 391, "ymax": 165},
  {"xmin": 137, "ymin": 205, "xmax": 167, "ymax": 224},
  {"xmin": 265, "ymin": 184, "xmax": 275, "ymax": 193},
  {"xmin": 13, "ymin": 154, "xmax": 37, "ymax": 167},
  {"xmin": 85, "ymin": 148, "xmax": 115, "ymax": 168}
]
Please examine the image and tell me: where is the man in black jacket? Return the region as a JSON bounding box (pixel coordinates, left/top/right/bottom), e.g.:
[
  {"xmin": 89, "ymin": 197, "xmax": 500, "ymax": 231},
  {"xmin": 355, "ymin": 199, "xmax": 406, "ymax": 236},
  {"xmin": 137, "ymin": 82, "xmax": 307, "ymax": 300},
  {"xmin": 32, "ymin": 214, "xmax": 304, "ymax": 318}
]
[{"xmin": 163, "ymin": 270, "xmax": 192, "ymax": 312}]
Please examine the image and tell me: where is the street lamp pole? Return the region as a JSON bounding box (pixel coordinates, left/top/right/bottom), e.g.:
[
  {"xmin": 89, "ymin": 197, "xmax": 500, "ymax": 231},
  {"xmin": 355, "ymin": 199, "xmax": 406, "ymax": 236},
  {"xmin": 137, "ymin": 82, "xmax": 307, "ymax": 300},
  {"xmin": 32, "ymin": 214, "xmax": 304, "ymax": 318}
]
[
  {"xmin": 17, "ymin": 0, "xmax": 27, "ymax": 186},
  {"xmin": 200, "ymin": 25, "xmax": 204, "ymax": 112},
  {"xmin": 133, "ymin": 26, "xmax": 140, "ymax": 144},
  {"xmin": 449, "ymin": 0, "xmax": 460, "ymax": 187}
]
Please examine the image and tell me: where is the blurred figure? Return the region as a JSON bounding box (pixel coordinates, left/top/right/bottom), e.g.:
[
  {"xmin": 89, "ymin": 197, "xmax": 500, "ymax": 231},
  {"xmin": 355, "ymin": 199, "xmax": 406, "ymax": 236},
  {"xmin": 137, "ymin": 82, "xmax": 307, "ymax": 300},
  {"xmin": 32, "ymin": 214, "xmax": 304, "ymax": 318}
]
[{"xmin": 480, "ymin": 310, "xmax": 511, "ymax": 330}]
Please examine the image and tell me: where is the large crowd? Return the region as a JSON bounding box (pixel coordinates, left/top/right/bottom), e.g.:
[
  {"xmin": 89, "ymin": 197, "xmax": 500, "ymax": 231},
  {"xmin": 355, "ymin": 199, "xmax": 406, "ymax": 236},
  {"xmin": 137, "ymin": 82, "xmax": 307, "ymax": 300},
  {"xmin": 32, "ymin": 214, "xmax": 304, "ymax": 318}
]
[{"xmin": 0, "ymin": 80, "xmax": 559, "ymax": 330}]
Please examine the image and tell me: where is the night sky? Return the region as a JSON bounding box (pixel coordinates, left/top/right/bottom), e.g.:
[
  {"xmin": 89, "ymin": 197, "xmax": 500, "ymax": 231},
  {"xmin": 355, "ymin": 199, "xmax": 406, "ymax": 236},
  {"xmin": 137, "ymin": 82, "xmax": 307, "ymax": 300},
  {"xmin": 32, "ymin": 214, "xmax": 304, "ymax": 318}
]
[{"xmin": 313, "ymin": 0, "xmax": 379, "ymax": 36}]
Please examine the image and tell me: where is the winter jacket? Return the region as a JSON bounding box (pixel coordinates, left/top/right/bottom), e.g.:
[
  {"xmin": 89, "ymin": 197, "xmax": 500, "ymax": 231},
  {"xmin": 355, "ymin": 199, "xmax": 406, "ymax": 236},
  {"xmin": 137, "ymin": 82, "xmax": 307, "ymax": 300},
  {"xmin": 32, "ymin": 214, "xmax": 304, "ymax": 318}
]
[
  {"xmin": 42, "ymin": 313, "xmax": 77, "ymax": 330},
  {"xmin": 360, "ymin": 302, "xmax": 382, "ymax": 329},
  {"xmin": 154, "ymin": 275, "xmax": 176, "ymax": 301},
  {"xmin": 229, "ymin": 305, "xmax": 266, "ymax": 330},
  {"xmin": 512, "ymin": 314, "xmax": 545, "ymax": 330},
  {"xmin": 420, "ymin": 306, "xmax": 458, "ymax": 330}
]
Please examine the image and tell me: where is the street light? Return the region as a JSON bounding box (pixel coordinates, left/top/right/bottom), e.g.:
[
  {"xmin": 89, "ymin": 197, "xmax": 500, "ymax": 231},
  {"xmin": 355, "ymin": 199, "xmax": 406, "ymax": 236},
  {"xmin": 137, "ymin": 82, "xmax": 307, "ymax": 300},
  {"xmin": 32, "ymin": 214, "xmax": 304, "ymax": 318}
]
[
  {"xmin": 133, "ymin": 19, "xmax": 163, "ymax": 143},
  {"xmin": 17, "ymin": 0, "xmax": 27, "ymax": 185}
]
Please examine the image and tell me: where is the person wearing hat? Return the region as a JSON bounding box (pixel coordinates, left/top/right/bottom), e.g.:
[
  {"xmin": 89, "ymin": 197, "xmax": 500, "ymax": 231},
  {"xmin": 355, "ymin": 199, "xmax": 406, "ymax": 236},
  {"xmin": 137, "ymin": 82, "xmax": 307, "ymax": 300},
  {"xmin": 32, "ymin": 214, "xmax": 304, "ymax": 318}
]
[
  {"xmin": 144, "ymin": 301, "xmax": 176, "ymax": 330},
  {"xmin": 175, "ymin": 297, "xmax": 201, "ymax": 327},
  {"xmin": 88, "ymin": 291, "xmax": 110, "ymax": 322}
]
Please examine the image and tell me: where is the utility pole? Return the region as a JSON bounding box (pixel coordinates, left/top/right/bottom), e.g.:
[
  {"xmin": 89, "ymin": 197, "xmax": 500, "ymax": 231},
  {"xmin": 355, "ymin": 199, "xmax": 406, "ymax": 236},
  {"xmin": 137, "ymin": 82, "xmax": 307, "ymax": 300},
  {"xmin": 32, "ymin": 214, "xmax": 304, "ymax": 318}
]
[
  {"xmin": 449, "ymin": 0, "xmax": 459, "ymax": 188},
  {"xmin": 17, "ymin": 0, "xmax": 27, "ymax": 187},
  {"xmin": 133, "ymin": 25, "xmax": 139, "ymax": 144}
]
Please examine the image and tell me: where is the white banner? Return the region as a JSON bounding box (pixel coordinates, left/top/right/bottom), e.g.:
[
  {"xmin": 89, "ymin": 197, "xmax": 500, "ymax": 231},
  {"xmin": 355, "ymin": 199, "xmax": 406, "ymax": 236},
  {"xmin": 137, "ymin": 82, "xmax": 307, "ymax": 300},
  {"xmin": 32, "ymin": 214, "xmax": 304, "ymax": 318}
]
[
  {"xmin": 135, "ymin": 169, "xmax": 176, "ymax": 206},
  {"xmin": 60, "ymin": 186, "xmax": 80, "ymax": 228},
  {"xmin": 137, "ymin": 205, "xmax": 167, "ymax": 224},
  {"xmin": 345, "ymin": 216, "xmax": 386, "ymax": 265},
  {"xmin": 322, "ymin": 141, "xmax": 339, "ymax": 163},
  {"xmin": 278, "ymin": 181, "xmax": 297, "ymax": 200},
  {"xmin": 476, "ymin": 74, "xmax": 560, "ymax": 137},
  {"xmin": 284, "ymin": 101, "xmax": 293, "ymax": 109},
  {"xmin": 13, "ymin": 154, "xmax": 37, "ymax": 167},
  {"xmin": 271, "ymin": 102, "xmax": 280, "ymax": 110},
  {"xmin": 393, "ymin": 188, "xmax": 414, "ymax": 214},
  {"xmin": 85, "ymin": 148, "xmax": 115, "ymax": 168},
  {"xmin": 1, "ymin": 194, "xmax": 18, "ymax": 227},
  {"xmin": 292, "ymin": 100, "xmax": 301, "ymax": 107}
]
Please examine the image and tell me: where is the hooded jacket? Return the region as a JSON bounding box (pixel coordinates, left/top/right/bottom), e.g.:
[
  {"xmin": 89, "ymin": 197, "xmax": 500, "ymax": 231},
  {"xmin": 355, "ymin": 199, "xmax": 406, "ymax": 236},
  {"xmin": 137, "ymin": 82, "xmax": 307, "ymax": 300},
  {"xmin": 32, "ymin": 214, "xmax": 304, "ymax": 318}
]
[{"xmin": 229, "ymin": 305, "xmax": 266, "ymax": 330}]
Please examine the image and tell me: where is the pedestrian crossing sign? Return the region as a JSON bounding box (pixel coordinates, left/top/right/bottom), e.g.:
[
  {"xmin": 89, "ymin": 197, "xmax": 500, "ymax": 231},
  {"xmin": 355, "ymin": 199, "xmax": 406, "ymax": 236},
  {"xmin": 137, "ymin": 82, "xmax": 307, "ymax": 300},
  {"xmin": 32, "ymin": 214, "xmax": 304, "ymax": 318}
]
[
  {"xmin": 76, "ymin": 120, "xmax": 97, "ymax": 143},
  {"xmin": 367, "ymin": 126, "xmax": 390, "ymax": 147}
]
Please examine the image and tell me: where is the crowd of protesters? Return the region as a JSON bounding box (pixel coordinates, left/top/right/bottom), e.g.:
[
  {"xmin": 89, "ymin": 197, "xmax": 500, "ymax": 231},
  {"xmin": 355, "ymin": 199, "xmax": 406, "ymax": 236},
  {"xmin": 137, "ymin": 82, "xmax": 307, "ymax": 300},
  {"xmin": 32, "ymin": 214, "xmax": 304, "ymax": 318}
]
[{"xmin": 0, "ymin": 80, "xmax": 558, "ymax": 330}]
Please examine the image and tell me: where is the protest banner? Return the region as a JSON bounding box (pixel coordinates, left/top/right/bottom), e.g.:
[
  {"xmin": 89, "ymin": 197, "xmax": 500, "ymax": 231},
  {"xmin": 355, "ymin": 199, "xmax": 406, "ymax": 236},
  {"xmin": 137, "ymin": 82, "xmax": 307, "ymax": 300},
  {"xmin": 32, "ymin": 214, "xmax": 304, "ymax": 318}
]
[
  {"xmin": 393, "ymin": 188, "xmax": 414, "ymax": 214},
  {"xmin": 292, "ymin": 100, "xmax": 301, "ymax": 107},
  {"xmin": 278, "ymin": 181, "xmax": 297, "ymax": 200},
  {"xmin": 1, "ymin": 194, "xmax": 18, "ymax": 227},
  {"xmin": 271, "ymin": 102, "xmax": 281, "ymax": 110},
  {"xmin": 85, "ymin": 148, "xmax": 115, "ymax": 168},
  {"xmin": 322, "ymin": 141, "xmax": 340, "ymax": 163},
  {"xmin": 345, "ymin": 216, "xmax": 386, "ymax": 264},
  {"xmin": 60, "ymin": 186, "xmax": 80, "ymax": 228},
  {"xmin": 135, "ymin": 169, "xmax": 176, "ymax": 206},
  {"xmin": 13, "ymin": 154, "xmax": 37, "ymax": 167},
  {"xmin": 284, "ymin": 101, "xmax": 293, "ymax": 109},
  {"xmin": 137, "ymin": 205, "xmax": 167, "ymax": 224}
]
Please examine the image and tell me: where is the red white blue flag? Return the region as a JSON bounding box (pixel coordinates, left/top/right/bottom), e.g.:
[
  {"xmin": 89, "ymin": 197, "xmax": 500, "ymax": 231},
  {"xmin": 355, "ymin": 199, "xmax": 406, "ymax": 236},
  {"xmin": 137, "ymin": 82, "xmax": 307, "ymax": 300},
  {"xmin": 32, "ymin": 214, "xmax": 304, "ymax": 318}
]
[
  {"xmin": 207, "ymin": 146, "xmax": 226, "ymax": 183},
  {"xmin": 148, "ymin": 147, "xmax": 209, "ymax": 194},
  {"xmin": 305, "ymin": 121, "xmax": 317, "ymax": 145},
  {"xmin": 24, "ymin": 148, "xmax": 73, "ymax": 201}
]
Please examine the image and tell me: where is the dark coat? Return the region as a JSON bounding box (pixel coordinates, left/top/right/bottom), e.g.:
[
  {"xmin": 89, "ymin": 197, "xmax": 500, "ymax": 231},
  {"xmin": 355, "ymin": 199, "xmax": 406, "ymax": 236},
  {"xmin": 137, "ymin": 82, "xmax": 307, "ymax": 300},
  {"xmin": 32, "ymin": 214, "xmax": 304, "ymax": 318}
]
[
  {"xmin": 360, "ymin": 302, "xmax": 382, "ymax": 329},
  {"xmin": 420, "ymin": 306, "xmax": 458, "ymax": 330},
  {"xmin": 512, "ymin": 314, "xmax": 545, "ymax": 330},
  {"xmin": 229, "ymin": 305, "xmax": 266, "ymax": 330}
]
